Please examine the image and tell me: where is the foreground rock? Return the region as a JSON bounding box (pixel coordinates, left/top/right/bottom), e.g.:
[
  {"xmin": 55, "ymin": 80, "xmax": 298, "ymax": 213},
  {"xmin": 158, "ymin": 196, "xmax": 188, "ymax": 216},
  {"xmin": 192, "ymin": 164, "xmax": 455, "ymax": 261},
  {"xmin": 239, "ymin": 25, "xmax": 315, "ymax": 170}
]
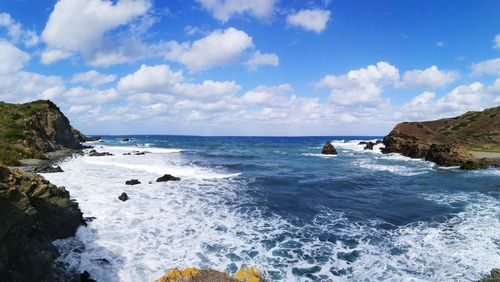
[
  {"xmin": 125, "ymin": 179, "xmax": 141, "ymax": 185},
  {"xmin": 157, "ymin": 174, "xmax": 181, "ymax": 182},
  {"xmin": 322, "ymin": 142, "xmax": 337, "ymax": 155},
  {"xmin": 155, "ymin": 266, "xmax": 264, "ymax": 282},
  {"xmin": 382, "ymin": 106, "xmax": 500, "ymax": 169},
  {"xmin": 480, "ymin": 268, "xmax": 500, "ymax": 282},
  {"xmin": 0, "ymin": 164, "xmax": 82, "ymax": 281}
]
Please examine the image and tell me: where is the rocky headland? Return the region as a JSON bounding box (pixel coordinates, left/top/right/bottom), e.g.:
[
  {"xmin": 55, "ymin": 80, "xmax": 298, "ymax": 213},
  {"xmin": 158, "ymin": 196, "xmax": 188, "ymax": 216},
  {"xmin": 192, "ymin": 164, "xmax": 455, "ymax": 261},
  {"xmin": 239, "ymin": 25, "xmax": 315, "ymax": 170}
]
[
  {"xmin": 0, "ymin": 100, "xmax": 86, "ymax": 280},
  {"xmin": 382, "ymin": 106, "xmax": 500, "ymax": 169}
]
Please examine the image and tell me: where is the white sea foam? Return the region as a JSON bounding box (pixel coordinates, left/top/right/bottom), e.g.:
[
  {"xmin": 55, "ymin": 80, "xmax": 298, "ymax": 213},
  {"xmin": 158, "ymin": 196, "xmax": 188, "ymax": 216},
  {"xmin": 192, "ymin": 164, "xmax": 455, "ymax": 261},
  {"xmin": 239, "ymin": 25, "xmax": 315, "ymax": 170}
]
[
  {"xmin": 44, "ymin": 144, "xmax": 500, "ymax": 281},
  {"xmin": 302, "ymin": 153, "xmax": 338, "ymax": 158}
]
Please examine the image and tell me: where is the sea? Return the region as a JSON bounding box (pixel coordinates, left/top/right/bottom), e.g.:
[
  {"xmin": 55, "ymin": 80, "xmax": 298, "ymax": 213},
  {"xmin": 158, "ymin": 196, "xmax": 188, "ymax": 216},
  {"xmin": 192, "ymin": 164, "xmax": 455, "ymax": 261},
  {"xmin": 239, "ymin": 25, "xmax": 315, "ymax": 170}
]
[{"xmin": 41, "ymin": 136, "xmax": 500, "ymax": 282}]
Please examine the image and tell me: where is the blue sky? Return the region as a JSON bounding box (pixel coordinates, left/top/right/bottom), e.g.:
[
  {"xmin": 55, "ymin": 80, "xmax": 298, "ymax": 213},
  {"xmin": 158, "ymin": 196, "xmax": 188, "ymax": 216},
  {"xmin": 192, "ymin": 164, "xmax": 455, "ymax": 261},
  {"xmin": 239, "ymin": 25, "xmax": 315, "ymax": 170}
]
[{"xmin": 0, "ymin": 0, "xmax": 499, "ymax": 136}]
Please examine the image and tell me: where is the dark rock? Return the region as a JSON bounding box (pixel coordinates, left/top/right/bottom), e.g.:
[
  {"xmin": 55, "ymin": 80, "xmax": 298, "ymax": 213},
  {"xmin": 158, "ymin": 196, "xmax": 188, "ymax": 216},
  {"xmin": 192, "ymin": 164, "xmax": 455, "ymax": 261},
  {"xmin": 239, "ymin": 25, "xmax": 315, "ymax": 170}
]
[
  {"xmin": 358, "ymin": 140, "xmax": 382, "ymax": 150},
  {"xmin": 88, "ymin": 149, "xmax": 113, "ymax": 157},
  {"xmin": 123, "ymin": 151, "xmax": 147, "ymax": 156},
  {"xmin": 480, "ymin": 268, "xmax": 500, "ymax": 282},
  {"xmin": 34, "ymin": 165, "xmax": 64, "ymax": 173},
  {"xmin": 0, "ymin": 164, "xmax": 82, "ymax": 281},
  {"xmin": 84, "ymin": 136, "xmax": 101, "ymax": 142},
  {"xmin": 92, "ymin": 258, "xmax": 110, "ymax": 265},
  {"xmin": 125, "ymin": 179, "xmax": 141, "ymax": 185},
  {"xmin": 82, "ymin": 216, "xmax": 97, "ymax": 226},
  {"xmin": 122, "ymin": 138, "xmax": 130, "ymax": 142},
  {"xmin": 118, "ymin": 192, "xmax": 128, "ymax": 201},
  {"xmin": 460, "ymin": 159, "xmax": 499, "ymax": 170},
  {"xmin": 81, "ymin": 271, "xmax": 97, "ymax": 282},
  {"xmin": 321, "ymin": 142, "xmax": 337, "ymax": 155},
  {"xmin": 156, "ymin": 174, "xmax": 181, "ymax": 182}
]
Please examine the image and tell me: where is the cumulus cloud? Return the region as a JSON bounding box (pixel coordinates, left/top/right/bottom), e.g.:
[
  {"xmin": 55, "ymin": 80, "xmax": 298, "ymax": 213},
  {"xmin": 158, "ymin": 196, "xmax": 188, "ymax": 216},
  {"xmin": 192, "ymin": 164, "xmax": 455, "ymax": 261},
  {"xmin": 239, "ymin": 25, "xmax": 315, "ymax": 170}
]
[
  {"xmin": 397, "ymin": 66, "xmax": 459, "ymax": 89},
  {"xmin": 287, "ymin": 9, "xmax": 331, "ymax": 33},
  {"xmin": 240, "ymin": 84, "xmax": 294, "ymax": 107},
  {"xmin": 118, "ymin": 64, "xmax": 241, "ymax": 100},
  {"xmin": 315, "ymin": 61, "xmax": 399, "ymax": 106},
  {"xmin": 165, "ymin": 27, "xmax": 253, "ymax": 71},
  {"xmin": 71, "ymin": 70, "xmax": 117, "ymax": 87},
  {"xmin": 196, "ymin": 0, "xmax": 277, "ymax": 22},
  {"xmin": 41, "ymin": 0, "xmax": 151, "ymax": 65},
  {"xmin": 0, "ymin": 40, "xmax": 30, "ymax": 74},
  {"xmin": 0, "ymin": 71, "xmax": 64, "ymax": 103},
  {"xmin": 471, "ymin": 57, "xmax": 500, "ymax": 76},
  {"xmin": 245, "ymin": 51, "xmax": 279, "ymax": 71},
  {"xmin": 63, "ymin": 87, "xmax": 119, "ymax": 105},
  {"xmin": 0, "ymin": 13, "xmax": 39, "ymax": 47}
]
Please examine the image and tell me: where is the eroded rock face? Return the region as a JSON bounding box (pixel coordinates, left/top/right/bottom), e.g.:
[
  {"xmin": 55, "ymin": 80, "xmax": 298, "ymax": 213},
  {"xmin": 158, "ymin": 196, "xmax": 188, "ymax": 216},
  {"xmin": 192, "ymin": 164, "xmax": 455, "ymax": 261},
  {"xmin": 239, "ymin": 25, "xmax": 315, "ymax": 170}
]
[
  {"xmin": 424, "ymin": 144, "xmax": 473, "ymax": 166},
  {"xmin": 0, "ymin": 165, "xmax": 82, "ymax": 281},
  {"xmin": 322, "ymin": 142, "xmax": 337, "ymax": 155}
]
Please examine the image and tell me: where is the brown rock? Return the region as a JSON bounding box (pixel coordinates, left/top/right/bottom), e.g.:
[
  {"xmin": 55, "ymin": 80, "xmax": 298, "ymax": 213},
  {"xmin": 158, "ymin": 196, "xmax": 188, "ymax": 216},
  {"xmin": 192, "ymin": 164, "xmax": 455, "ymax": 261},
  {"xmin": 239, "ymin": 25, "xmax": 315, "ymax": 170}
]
[{"xmin": 322, "ymin": 142, "xmax": 337, "ymax": 155}]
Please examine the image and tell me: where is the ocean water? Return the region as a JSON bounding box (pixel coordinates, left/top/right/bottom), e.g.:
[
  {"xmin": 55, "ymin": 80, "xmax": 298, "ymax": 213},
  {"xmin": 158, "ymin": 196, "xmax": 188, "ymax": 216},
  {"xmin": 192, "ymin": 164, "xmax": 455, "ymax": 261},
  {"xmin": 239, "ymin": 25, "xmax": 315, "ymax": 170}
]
[{"xmin": 42, "ymin": 136, "xmax": 500, "ymax": 282}]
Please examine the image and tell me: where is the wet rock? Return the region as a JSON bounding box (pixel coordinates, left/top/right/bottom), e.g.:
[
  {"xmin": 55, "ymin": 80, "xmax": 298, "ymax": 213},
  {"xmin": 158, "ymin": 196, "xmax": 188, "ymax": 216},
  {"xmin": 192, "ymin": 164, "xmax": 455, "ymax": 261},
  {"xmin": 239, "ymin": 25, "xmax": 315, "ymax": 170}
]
[
  {"xmin": 81, "ymin": 271, "xmax": 97, "ymax": 282},
  {"xmin": 88, "ymin": 149, "xmax": 113, "ymax": 157},
  {"xmin": 424, "ymin": 144, "xmax": 473, "ymax": 166},
  {"xmin": 118, "ymin": 192, "xmax": 128, "ymax": 201},
  {"xmin": 84, "ymin": 136, "xmax": 101, "ymax": 142},
  {"xmin": 156, "ymin": 174, "xmax": 181, "ymax": 182},
  {"xmin": 34, "ymin": 165, "xmax": 64, "ymax": 173},
  {"xmin": 480, "ymin": 268, "xmax": 500, "ymax": 282},
  {"xmin": 92, "ymin": 258, "xmax": 110, "ymax": 265},
  {"xmin": 321, "ymin": 142, "xmax": 337, "ymax": 155},
  {"xmin": 460, "ymin": 158, "xmax": 499, "ymax": 170},
  {"xmin": 358, "ymin": 140, "xmax": 383, "ymax": 150},
  {"xmin": 123, "ymin": 151, "xmax": 147, "ymax": 156},
  {"xmin": 122, "ymin": 138, "xmax": 130, "ymax": 142},
  {"xmin": 82, "ymin": 216, "xmax": 96, "ymax": 226},
  {"xmin": 125, "ymin": 179, "xmax": 141, "ymax": 185}
]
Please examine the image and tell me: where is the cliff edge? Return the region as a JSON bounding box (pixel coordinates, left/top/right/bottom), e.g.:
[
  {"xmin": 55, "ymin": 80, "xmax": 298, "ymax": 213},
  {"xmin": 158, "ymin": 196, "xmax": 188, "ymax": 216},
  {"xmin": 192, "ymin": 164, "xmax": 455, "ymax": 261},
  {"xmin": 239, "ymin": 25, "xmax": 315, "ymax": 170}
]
[
  {"xmin": 0, "ymin": 100, "xmax": 86, "ymax": 165},
  {"xmin": 382, "ymin": 106, "xmax": 500, "ymax": 169}
]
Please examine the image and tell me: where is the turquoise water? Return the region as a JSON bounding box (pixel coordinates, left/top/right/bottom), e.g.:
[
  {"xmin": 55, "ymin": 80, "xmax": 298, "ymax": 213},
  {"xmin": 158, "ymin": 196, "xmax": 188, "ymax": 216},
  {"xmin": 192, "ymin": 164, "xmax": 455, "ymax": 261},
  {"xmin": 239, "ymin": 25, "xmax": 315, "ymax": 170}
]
[{"xmin": 46, "ymin": 136, "xmax": 500, "ymax": 281}]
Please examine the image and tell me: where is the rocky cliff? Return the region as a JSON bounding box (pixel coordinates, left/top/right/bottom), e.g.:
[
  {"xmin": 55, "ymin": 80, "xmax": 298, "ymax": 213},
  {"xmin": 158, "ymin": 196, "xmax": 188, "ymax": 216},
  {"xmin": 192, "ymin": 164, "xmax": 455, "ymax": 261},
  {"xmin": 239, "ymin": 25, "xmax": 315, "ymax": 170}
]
[
  {"xmin": 0, "ymin": 164, "xmax": 82, "ymax": 281},
  {"xmin": 382, "ymin": 106, "xmax": 500, "ymax": 169},
  {"xmin": 0, "ymin": 100, "xmax": 86, "ymax": 165}
]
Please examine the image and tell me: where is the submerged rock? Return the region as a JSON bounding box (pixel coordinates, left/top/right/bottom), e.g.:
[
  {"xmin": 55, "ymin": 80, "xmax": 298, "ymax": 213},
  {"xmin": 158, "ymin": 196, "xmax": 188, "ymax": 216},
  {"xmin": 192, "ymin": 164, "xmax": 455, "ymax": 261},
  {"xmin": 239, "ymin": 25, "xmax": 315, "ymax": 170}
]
[
  {"xmin": 122, "ymin": 138, "xmax": 130, "ymax": 142},
  {"xmin": 125, "ymin": 179, "xmax": 141, "ymax": 185},
  {"xmin": 322, "ymin": 142, "xmax": 337, "ymax": 155},
  {"xmin": 81, "ymin": 271, "xmax": 97, "ymax": 282},
  {"xmin": 118, "ymin": 192, "xmax": 128, "ymax": 201},
  {"xmin": 34, "ymin": 165, "xmax": 64, "ymax": 173},
  {"xmin": 156, "ymin": 174, "xmax": 181, "ymax": 182},
  {"xmin": 358, "ymin": 140, "xmax": 383, "ymax": 150}
]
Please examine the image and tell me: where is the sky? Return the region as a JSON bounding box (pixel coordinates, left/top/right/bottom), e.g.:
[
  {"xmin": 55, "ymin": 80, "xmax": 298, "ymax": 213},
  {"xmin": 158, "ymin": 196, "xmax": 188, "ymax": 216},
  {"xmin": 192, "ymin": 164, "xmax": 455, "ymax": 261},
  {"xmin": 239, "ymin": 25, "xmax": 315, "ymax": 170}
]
[{"xmin": 0, "ymin": 0, "xmax": 499, "ymax": 136}]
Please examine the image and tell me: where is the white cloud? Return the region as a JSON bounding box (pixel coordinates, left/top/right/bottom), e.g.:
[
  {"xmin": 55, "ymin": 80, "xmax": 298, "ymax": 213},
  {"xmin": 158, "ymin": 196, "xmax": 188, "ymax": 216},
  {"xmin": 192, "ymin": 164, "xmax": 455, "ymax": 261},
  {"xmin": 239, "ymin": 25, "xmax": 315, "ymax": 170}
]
[
  {"xmin": 118, "ymin": 64, "xmax": 241, "ymax": 100},
  {"xmin": 41, "ymin": 0, "xmax": 151, "ymax": 65},
  {"xmin": 165, "ymin": 27, "xmax": 253, "ymax": 71},
  {"xmin": 397, "ymin": 66, "xmax": 459, "ymax": 89},
  {"xmin": 471, "ymin": 57, "xmax": 500, "ymax": 76},
  {"xmin": 493, "ymin": 34, "xmax": 500, "ymax": 49},
  {"xmin": 0, "ymin": 71, "xmax": 63, "ymax": 103},
  {"xmin": 287, "ymin": 9, "xmax": 331, "ymax": 33},
  {"xmin": 240, "ymin": 84, "xmax": 294, "ymax": 107},
  {"xmin": 63, "ymin": 87, "xmax": 119, "ymax": 105},
  {"xmin": 315, "ymin": 61, "xmax": 399, "ymax": 106},
  {"xmin": 0, "ymin": 13, "xmax": 39, "ymax": 47},
  {"xmin": 196, "ymin": 0, "xmax": 277, "ymax": 22},
  {"xmin": 435, "ymin": 41, "xmax": 445, "ymax": 47},
  {"xmin": 40, "ymin": 49, "xmax": 74, "ymax": 65},
  {"xmin": 71, "ymin": 70, "xmax": 117, "ymax": 87},
  {"xmin": 0, "ymin": 40, "xmax": 30, "ymax": 74},
  {"xmin": 245, "ymin": 51, "xmax": 279, "ymax": 70}
]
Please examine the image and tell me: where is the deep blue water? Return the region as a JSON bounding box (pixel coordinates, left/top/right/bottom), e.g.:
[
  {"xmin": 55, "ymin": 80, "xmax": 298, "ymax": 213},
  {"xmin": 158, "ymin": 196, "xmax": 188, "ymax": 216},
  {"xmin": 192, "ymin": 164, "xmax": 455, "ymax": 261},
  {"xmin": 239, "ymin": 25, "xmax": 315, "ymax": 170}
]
[{"xmin": 52, "ymin": 135, "xmax": 500, "ymax": 281}]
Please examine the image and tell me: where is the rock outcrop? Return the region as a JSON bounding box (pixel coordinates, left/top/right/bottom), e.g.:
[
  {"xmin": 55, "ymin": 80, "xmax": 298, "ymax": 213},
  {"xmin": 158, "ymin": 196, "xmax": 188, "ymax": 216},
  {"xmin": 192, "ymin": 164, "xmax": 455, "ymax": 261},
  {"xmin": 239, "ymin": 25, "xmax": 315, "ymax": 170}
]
[
  {"xmin": 118, "ymin": 192, "xmax": 128, "ymax": 201},
  {"xmin": 322, "ymin": 142, "xmax": 337, "ymax": 155},
  {"xmin": 0, "ymin": 100, "xmax": 86, "ymax": 165},
  {"xmin": 480, "ymin": 268, "xmax": 500, "ymax": 282},
  {"xmin": 382, "ymin": 106, "xmax": 500, "ymax": 169},
  {"xmin": 157, "ymin": 174, "xmax": 181, "ymax": 182},
  {"xmin": 0, "ymin": 164, "xmax": 82, "ymax": 281},
  {"xmin": 155, "ymin": 266, "xmax": 264, "ymax": 282},
  {"xmin": 125, "ymin": 179, "xmax": 141, "ymax": 185},
  {"xmin": 359, "ymin": 140, "xmax": 383, "ymax": 150}
]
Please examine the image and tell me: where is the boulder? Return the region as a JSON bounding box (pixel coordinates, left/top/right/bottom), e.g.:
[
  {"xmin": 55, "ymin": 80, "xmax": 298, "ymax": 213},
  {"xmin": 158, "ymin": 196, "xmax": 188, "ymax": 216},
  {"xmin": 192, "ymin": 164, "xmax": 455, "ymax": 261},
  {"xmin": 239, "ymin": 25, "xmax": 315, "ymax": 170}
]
[
  {"xmin": 122, "ymin": 138, "xmax": 130, "ymax": 142},
  {"xmin": 34, "ymin": 165, "xmax": 64, "ymax": 173},
  {"xmin": 156, "ymin": 174, "xmax": 181, "ymax": 182},
  {"xmin": 321, "ymin": 142, "xmax": 337, "ymax": 155},
  {"xmin": 88, "ymin": 149, "xmax": 113, "ymax": 157},
  {"xmin": 358, "ymin": 140, "xmax": 383, "ymax": 150},
  {"xmin": 118, "ymin": 192, "xmax": 128, "ymax": 201},
  {"xmin": 125, "ymin": 179, "xmax": 141, "ymax": 185}
]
